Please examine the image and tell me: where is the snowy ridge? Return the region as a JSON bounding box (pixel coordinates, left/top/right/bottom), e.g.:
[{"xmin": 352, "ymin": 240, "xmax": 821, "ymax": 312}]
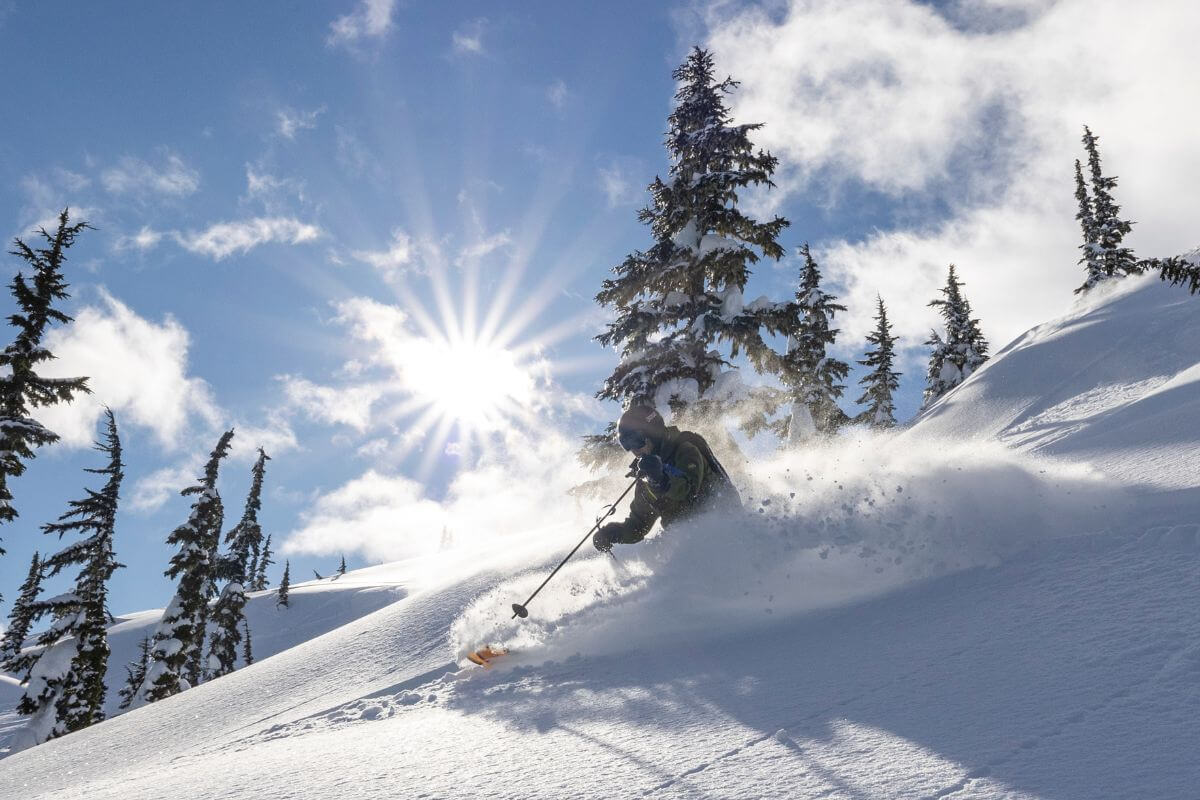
[
  {"xmin": 1, "ymin": 275, "xmax": 1198, "ymax": 798},
  {"xmin": 912, "ymin": 273, "xmax": 1200, "ymax": 495}
]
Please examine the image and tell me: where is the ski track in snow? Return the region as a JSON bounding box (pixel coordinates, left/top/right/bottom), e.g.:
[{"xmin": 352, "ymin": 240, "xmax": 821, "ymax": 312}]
[{"xmin": 155, "ymin": 525, "xmax": 1200, "ymax": 800}]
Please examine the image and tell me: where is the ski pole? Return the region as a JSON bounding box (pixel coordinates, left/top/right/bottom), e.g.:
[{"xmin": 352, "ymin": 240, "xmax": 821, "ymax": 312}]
[{"xmin": 511, "ymin": 477, "xmax": 639, "ymax": 619}]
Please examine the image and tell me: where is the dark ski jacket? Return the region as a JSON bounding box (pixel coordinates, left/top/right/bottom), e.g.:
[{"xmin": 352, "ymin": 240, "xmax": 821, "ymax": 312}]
[{"xmin": 608, "ymin": 426, "xmax": 741, "ymax": 544}]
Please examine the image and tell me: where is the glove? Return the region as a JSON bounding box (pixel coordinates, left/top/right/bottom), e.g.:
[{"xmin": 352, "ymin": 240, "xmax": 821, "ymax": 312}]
[
  {"xmin": 637, "ymin": 454, "xmax": 669, "ymax": 492},
  {"xmin": 593, "ymin": 522, "xmax": 623, "ymax": 553}
]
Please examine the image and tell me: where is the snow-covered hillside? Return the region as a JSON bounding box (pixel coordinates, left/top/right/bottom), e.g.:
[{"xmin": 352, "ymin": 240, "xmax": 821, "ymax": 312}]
[
  {"xmin": 2, "ymin": 275, "xmax": 1198, "ymax": 799},
  {"xmin": 914, "ymin": 273, "xmax": 1200, "ymax": 496}
]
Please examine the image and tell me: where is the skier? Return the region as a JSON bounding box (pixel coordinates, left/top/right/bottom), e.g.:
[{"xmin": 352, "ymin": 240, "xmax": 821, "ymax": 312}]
[{"xmin": 592, "ymin": 406, "xmax": 741, "ymax": 552}]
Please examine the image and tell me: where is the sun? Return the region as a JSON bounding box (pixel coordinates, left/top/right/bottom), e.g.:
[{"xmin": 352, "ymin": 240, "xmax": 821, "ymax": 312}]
[{"xmin": 404, "ymin": 336, "xmax": 536, "ymax": 431}]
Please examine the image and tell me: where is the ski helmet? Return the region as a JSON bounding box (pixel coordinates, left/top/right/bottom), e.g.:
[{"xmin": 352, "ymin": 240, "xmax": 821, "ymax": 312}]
[{"xmin": 617, "ymin": 405, "xmax": 666, "ymax": 451}]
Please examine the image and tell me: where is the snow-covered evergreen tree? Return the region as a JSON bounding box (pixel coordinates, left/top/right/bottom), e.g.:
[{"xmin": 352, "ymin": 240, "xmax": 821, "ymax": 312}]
[
  {"xmin": 277, "ymin": 561, "xmax": 290, "ymax": 608},
  {"xmin": 1156, "ymin": 255, "xmax": 1200, "ymax": 295},
  {"xmin": 1075, "ymin": 126, "xmax": 1140, "ymax": 293},
  {"xmin": 336, "ymin": 555, "xmax": 346, "ymax": 577},
  {"xmin": 10, "ymin": 410, "xmax": 124, "ymax": 750},
  {"xmin": 855, "ymin": 296, "xmax": 901, "ymax": 428},
  {"xmin": 0, "ymin": 552, "xmax": 42, "ymax": 671},
  {"xmin": 206, "ymin": 448, "xmax": 269, "ymax": 680},
  {"xmin": 135, "ymin": 429, "xmax": 234, "ymax": 706},
  {"xmin": 776, "ymin": 243, "xmax": 850, "ymax": 439},
  {"xmin": 594, "ymin": 47, "xmax": 789, "ymax": 428},
  {"xmin": 1071, "ymin": 127, "xmax": 1200, "ymax": 296},
  {"xmin": 118, "ymin": 636, "xmax": 152, "ymax": 710},
  {"xmin": 253, "ymin": 533, "xmax": 274, "ymax": 591},
  {"xmin": 241, "ymin": 618, "xmax": 253, "ymax": 667},
  {"xmin": 923, "ymin": 265, "xmax": 988, "ymax": 407},
  {"xmin": 1073, "ymin": 158, "xmax": 1104, "ymax": 291},
  {"xmin": 0, "ymin": 209, "xmax": 91, "ymax": 552}
]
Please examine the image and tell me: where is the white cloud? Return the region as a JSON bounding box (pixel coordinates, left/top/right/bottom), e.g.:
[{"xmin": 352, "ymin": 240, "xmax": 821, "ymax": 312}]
[
  {"xmin": 230, "ymin": 413, "xmax": 300, "ymax": 463},
  {"xmin": 280, "ymin": 375, "xmax": 385, "ymax": 432},
  {"xmin": 597, "ymin": 159, "xmax": 644, "ymax": 208},
  {"xmin": 38, "ymin": 289, "xmax": 221, "ymax": 451},
  {"xmin": 101, "ymin": 152, "xmax": 200, "ymax": 197},
  {"xmin": 703, "ymin": 0, "xmax": 1200, "ymax": 351},
  {"xmin": 243, "ymin": 165, "xmax": 307, "ymax": 213},
  {"xmin": 351, "ymin": 229, "xmax": 414, "ymax": 279},
  {"xmin": 451, "ymin": 19, "xmax": 486, "ymax": 55},
  {"xmin": 356, "ymin": 438, "xmax": 389, "ymax": 458},
  {"xmin": 327, "ymin": 0, "xmax": 395, "ymax": 47},
  {"xmin": 276, "ymin": 106, "xmax": 326, "ymax": 139},
  {"xmin": 547, "ymin": 79, "xmax": 568, "ymax": 109},
  {"xmin": 283, "ymin": 470, "xmax": 447, "ymax": 562},
  {"xmin": 175, "ymin": 216, "xmax": 322, "ymax": 260},
  {"xmin": 130, "ymin": 461, "xmax": 201, "ymax": 513},
  {"xmin": 454, "ymin": 230, "xmax": 512, "ymax": 267},
  {"xmin": 113, "ymin": 226, "xmax": 163, "ymax": 253}
]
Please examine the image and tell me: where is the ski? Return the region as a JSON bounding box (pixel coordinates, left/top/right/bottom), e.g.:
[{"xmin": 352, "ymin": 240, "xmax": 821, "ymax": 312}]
[{"xmin": 466, "ymin": 646, "xmax": 508, "ymax": 668}]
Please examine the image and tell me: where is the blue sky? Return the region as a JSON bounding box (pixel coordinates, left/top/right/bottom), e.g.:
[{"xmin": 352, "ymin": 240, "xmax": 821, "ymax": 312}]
[{"xmin": 0, "ymin": 0, "xmax": 1196, "ymax": 617}]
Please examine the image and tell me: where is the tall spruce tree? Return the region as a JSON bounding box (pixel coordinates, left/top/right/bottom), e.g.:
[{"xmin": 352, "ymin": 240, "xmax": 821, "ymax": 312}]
[
  {"xmin": 336, "ymin": 555, "xmax": 346, "ymax": 577},
  {"xmin": 923, "ymin": 265, "xmax": 988, "ymax": 407},
  {"xmin": 855, "ymin": 296, "xmax": 901, "ymax": 428},
  {"xmin": 777, "ymin": 243, "xmax": 850, "ymax": 439},
  {"xmin": 135, "ymin": 429, "xmax": 234, "ymax": 706},
  {"xmin": 206, "ymin": 448, "xmax": 269, "ymax": 680},
  {"xmin": 253, "ymin": 533, "xmax": 274, "ymax": 591},
  {"xmin": 241, "ymin": 618, "xmax": 253, "ymax": 667},
  {"xmin": 1075, "ymin": 126, "xmax": 1140, "ymax": 292},
  {"xmin": 118, "ymin": 636, "xmax": 152, "ymax": 711},
  {"xmin": 277, "ymin": 561, "xmax": 290, "ymax": 608},
  {"xmin": 1071, "ymin": 126, "xmax": 1200, "ymax": 296},
  {"xmin": 0, "ymin": 209, "xmax": 91, "ymax": 555},
  {"xmin": 0, "ymin": 553, "xmax": 42, "ymax": 671},
  {"xmin": 1073, "ymin": 158, "xmax": 1103, "ymax": 291},
  {"xmin": 593, "ymin": 47, "xmax": 789, "ymax": 431},
  {"xmin": 10, "ymin": 410, "xmax": 124, "ymax": 750}
]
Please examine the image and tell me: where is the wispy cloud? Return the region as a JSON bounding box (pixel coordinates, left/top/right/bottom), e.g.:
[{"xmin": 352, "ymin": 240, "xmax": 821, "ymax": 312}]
[
  {"xmin": 454, "ymin": 230, "xmax": 512, "ymax": 267},
  {"xmin": 113, "ymin": 226, "xmax": 164, "ymax": 253},
  {"xmin": 597, "ymin": 158, "xmax": 645, "ymax": 208},
  {"xmin": 547, "ymin": 79, "xmax": 568, "ymax": 109},
  {"xmin": 280, "ymin": 375, "xmax": 385, "ymax": 432},
  {"xmin": 101, "ymin": 152, "xmax": 200, "ymax": 197},
  {"xmin": 350, "ymin": 229, "xmax": 415, "ymax": 280},
  {"xmin": 451, "ymin": 18, "xmax": 486, "ymax": 55},
  {"xmin": 243, "ymin": 165, "xmax": 307, "ymax": 212},
  {"xmin": 276, "ymin": 105, "xmax": 326, "ymax": 139},
  {"xmin": 327, "ymin": 0, "xmax": 396, "ymax": 47},
  {"xmin": 175, "ymin": 217, "xmax": 322, "ymax": 260},
  {"xmin": 334, "ymin": 125, "xmax": 375, "ymax": 178}
]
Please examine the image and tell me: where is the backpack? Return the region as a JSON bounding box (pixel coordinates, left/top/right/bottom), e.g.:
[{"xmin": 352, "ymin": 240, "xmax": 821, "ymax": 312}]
[{"xmin": 675, "ymin": 430, "xmax": 743, "ymax": 508}]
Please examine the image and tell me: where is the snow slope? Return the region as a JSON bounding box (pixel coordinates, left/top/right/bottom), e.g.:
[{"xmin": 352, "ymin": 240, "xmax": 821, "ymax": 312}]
[
  {"xmin": 2, "ymin": 275, "xmax": 1199, "ymax": 799},
  {"xmin": 914, "ymin": 274, "xmax": 1200, "ymax": 497},
  {"xmin": 0, "ymin": 574, "xmax": 405, "ymax": 753}
]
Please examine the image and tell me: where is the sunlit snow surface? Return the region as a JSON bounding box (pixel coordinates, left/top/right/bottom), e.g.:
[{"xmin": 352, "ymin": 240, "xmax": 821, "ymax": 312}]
[{"xmin": 2, "ymin": 274, "xmax": 1199, "ymax": 798}]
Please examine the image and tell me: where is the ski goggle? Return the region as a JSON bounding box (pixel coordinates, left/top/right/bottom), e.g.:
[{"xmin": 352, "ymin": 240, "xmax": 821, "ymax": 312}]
[{"xmin": 618, "ymin": 430, "xmax": 647, "ymax": 452}]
